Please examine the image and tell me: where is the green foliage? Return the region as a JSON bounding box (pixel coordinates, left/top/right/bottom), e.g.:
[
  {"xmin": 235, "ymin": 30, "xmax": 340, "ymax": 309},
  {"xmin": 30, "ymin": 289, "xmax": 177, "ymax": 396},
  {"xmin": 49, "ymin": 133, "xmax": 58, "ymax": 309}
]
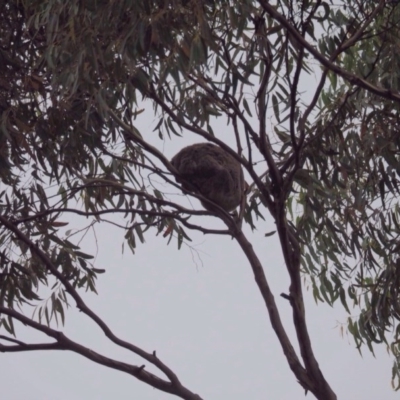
[
  {"xmin": 295, "ymin": 2, "xmax": 400, "ymax": 388},
  {"xmin": 2, "ymin": 0, "xmax": 400, "ymax": 397}
]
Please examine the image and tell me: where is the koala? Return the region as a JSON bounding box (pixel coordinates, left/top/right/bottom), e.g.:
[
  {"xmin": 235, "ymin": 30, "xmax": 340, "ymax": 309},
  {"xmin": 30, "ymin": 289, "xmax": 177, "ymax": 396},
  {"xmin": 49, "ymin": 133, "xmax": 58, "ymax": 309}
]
[{"xmin": 171, "ymin": 143, "xmax": 245, "ymax": 212}]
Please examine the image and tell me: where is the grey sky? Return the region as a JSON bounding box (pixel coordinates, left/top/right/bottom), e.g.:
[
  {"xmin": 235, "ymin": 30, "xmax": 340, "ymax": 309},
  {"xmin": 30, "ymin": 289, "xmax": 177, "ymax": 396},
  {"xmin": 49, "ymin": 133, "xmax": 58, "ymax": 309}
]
[
  {"xmin": 1, "ymin": 44, "xmax": 397, "ymax": 400},
  {"xmin": 1, "ymin": 219, "xmax": 397, "ymax": 399}
]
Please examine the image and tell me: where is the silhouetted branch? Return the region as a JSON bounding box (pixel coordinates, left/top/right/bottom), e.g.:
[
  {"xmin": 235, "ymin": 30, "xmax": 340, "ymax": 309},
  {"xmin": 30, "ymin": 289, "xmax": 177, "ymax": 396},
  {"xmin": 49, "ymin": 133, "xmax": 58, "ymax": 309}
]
[
  {"xmin": 0, "ymin": 307, "xmax": 203, "ymax": 400},
  {"xmin": 0, "ymin": 215, "xmax": 202, "ymax": 397},
  {"xmin": 258, "ymin": 0, "xmax": 399, "ymax": 103}
]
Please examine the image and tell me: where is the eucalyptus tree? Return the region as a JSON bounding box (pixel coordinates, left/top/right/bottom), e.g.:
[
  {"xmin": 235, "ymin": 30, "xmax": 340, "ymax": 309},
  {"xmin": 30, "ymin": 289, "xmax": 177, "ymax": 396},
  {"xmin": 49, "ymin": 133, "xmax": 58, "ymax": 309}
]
[{"xmin": 1, "ymin": 1, "xmax": 400, "ymax": 399}]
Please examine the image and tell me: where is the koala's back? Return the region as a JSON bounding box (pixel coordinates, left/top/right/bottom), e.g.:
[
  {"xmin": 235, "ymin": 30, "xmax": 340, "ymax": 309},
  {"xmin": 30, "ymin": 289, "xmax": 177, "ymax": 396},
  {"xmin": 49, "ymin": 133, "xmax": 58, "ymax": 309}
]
[{"xmin": 171, "ymin": 143, "xmax": 244, "ymax": 211}]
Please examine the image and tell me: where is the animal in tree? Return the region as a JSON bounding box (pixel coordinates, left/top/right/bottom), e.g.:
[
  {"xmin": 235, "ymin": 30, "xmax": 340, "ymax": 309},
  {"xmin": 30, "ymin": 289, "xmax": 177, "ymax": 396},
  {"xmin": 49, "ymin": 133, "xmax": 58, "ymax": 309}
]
[{"xmin": 171, "ymin": 142, "xmax": 245, "ymax": 213}]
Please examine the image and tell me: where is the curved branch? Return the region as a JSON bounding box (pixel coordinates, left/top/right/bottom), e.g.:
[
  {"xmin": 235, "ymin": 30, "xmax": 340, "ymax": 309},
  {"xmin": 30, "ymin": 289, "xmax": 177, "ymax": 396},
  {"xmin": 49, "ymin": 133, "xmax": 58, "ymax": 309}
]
[
  {"xmin": 0, "ymin": 307, "xmax": 203, "ymax": 400},
  {"xmin": 0, "ymin": 215, "xmax": 194, "ymax": 393}
]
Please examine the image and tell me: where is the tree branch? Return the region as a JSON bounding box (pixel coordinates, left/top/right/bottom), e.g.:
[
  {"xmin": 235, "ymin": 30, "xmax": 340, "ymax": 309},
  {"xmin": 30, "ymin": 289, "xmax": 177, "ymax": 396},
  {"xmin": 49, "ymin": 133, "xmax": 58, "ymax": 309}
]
[
  {"xmin": 14, "ymin": 206, "xmax": 230, "ymax": 236},
  {"xmin": 0, "ymin": 307, "xmax": 203, "ymax": 400},
  {"xmin": 0, "ymin": 215, "xmax": 194, "ymax": 392},
  {"xmin": 257, "ymin": 0, "xmax": 400, "ymax": 103},
  {"xmin": 232, "ymin": 230, "xmax": 314, "ymax": 392}
]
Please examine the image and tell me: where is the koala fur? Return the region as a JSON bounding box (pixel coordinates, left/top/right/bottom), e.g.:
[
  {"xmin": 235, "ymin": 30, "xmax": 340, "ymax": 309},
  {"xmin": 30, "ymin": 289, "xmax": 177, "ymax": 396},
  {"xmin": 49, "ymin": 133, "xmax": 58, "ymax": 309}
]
[{"xmin": 171, "ymin": 143, "xmax": 245, "ymax": 212}]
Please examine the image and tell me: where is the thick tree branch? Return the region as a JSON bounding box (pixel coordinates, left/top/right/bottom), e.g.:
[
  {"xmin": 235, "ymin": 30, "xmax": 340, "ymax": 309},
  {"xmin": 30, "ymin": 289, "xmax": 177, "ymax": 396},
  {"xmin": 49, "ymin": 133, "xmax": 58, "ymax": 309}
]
[{"xmin": 233, "ymin": 230, "xmax": 314, "ymax": 392}]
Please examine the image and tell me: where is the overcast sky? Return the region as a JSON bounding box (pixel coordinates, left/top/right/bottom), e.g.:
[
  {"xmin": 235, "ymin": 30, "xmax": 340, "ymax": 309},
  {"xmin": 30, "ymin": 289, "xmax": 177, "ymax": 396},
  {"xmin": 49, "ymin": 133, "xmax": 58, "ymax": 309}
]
[
  {"xmin": 1, "ymin": 211, "xmax": 398, "ymax": 400},
  {"xmin": 1, "ymin": 55, "xmax": 398, "ymax": 400},
  {"xmin": 2, "ymin": 130, "xmax": 399, "ymax": 400}
]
